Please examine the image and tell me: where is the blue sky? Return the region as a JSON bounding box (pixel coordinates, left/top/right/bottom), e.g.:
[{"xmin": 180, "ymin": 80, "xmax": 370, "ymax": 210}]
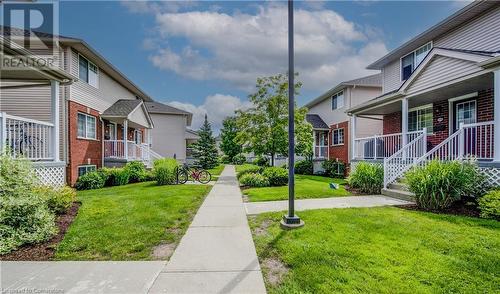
[{"xmin": 57, "ymin": 1, "xmax": 469, "ymax": 130}]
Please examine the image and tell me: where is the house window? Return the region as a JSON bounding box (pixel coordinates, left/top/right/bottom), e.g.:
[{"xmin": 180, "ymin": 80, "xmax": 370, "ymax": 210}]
[
  {"xmin": 401, "ymin": 42, "xmax": 432, "ymax": 81},
  {"xmin": 78, "ymin": 165, "xmax": 96, "ymax": 178},
  {"xmin": 332, "ymin": 128, "xmax": 344, "ymax": 145},
  {"xmin": 77, "ymin": 113, "xmax": 97, "ymax": 139},
  {"xmin": 79, "ymin": 55, "xmax": 98, "ymax": 88},
  {"xmin": 408, "ymin": 105, "xmax": 433, "ymax": 134},
  {"xmin": 331, "ymin": 91, "xmax": 344, "ymax": 110}
]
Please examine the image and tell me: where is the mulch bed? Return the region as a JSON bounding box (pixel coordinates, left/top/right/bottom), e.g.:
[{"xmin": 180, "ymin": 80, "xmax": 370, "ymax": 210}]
[
  {"xmin": 1, "ymin": 202, "xmax": 81, "ymax": 261},
  {"xmin": 344, "ymin": 185, "xmax": 368, "ymax": 196},
  {"xmin": 396, "ymin": 201, "xmax": 481, "ymax": 218}
]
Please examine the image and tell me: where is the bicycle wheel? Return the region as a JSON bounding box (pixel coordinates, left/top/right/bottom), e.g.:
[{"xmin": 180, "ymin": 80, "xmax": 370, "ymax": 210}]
[
  {"xmin": 177, "ymin": 169, "xmax": 189, "ymax": 184},
  {"xmin": 197, "ymin": 170, "xmax": 211, "ymax": 184}
]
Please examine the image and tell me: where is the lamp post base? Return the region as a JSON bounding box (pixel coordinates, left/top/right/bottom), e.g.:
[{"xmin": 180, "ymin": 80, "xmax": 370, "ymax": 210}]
[{"xmin": 280, "ymin": 215, "xmax": 304, "ymax": 230}]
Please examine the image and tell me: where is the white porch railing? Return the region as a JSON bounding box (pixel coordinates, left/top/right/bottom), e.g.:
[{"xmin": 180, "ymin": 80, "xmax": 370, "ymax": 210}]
[
  {"xmin": 0, "ymin": 112, "xmax": 54, "ymax": 160},
  {"xmin": 104, "ymin": 140, "xmax": 162, "ymax": 166},
  {"xmin": 314, "ymin": 145, "xmax": 328, "ymax": 158},
  {"xmin": 104, "ymin": 140, "xmax": 125, "ymax": 158},
  {"xmin": 383, "ymin": 129, "xmax": 427, "ymax": 188},
  {"xmin": 354, "ymin": 130, "xmax": 424, "ymax": 160}
]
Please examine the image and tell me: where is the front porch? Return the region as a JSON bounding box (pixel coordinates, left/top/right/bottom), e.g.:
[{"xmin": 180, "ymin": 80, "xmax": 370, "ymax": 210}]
[{"xmin": 348, "ymin": 48, "xmax": 500, "ymax": 187}]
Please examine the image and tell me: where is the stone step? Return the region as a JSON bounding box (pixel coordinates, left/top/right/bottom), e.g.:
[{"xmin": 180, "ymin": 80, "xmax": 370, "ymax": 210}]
[
  {"xmin": 388, "ymin": 182, "xmax": 409, "ymax": 191},
  {"xmin": 381, "ymin": 188, "xmax": 415, "ymax": 202}
]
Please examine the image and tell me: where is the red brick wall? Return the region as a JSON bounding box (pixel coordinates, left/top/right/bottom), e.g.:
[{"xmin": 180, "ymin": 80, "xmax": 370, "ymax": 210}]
[
  {"xmin": 477, "ymin": 89, "xmax": 494, "ymax": 122},
  {"xmin": 67, "ymin": 101, "xmax": 102, "ymax": 185},
  {"xmin": 383, "ymin": 111, "xmax": 401, "ymax": 135},
  {"xmin": 329, "ymin": 121, "xmax": 349, "ymax": 164}
]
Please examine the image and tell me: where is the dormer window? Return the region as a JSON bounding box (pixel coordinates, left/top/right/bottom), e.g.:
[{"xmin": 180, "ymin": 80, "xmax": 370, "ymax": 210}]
[
  {"xmin": 331, "ymin": 91, "xmax": 344, "ymax": 110},
  {"xmin": 401, "ymin": 42, "xmax": 432, "ymax": 81},
  {"xmin": 79, "ymin": 54, "xmax": 99, "ymax": 88}
]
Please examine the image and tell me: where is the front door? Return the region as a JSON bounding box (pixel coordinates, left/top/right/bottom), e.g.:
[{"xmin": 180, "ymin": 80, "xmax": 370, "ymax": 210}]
[
  {"xmin": 134, "ymin": 130, "xmax": 143, "ymax": 144},
  {"xmin": 453, "ymin": 99, "xmax": 477, "ymax": 157}
]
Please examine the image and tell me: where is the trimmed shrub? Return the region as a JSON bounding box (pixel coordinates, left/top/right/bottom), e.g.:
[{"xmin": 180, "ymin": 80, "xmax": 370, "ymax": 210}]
[
  {"xmin": 106, "ymin": 168, "xmax": 130, "ymax": 186},
  {"xmin": 232, "ymin": 154, "xmax": 246, "ymax": 165},
  {"xmin": 220, "ymin": 155, "xmax": 232, "ymax": 164},
  {"xmin": 154, "ymin": 158, "xmax": 179, "ymax": 185},
  {"xmin": 253, "ymin": 156, "xmax": 269, "ymax": 167},
  {"xmin": 348, "ymin": 162, "xmax": 383, "ymax": 194},
  {"xmin": 479, "ymin": 190, "xmax": 500, "ymax": 220},
  {"xmin": 75, "ymin": 171, "xmax": 105, "ymax": 190},
  {"xmin": 322, "ymin": 159, "xmax": 346, "ymax": 178},
  {"xmin": 125, "ymin": 161, "xmax": 147, "ymax": 183},
  {"xmin": 405, "ymin": 160, "xmax": 485, "ymax": 210},
  {"xmin": 0, "ymin": 155, "xmax": 57, "ymax": 254},
  {"xmin": 36, "ymin": 186, "xmax": 76, "ymax": 214},
  {"xmin": 295, "ymin": 160, "xmax": 313, "ymax": 175},
  {"xmin": 239, "ymin": 173, "xmax": 270, "ymax": 187},
  {"xmin": 262, "ymin": 167, "xmax": 288, "ymax": 187},
  {"xmin": 236, "ymin": 164, "xmax": 262, "ymax": 179}
]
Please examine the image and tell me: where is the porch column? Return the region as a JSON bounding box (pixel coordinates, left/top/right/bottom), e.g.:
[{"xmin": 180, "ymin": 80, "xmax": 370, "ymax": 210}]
[
  {"xmin": 351, "ymin": 114, "xmax": 357, "ymax": 160},
  {"xmin": 401, "ymin": 98, "xmax": 408, "ymax": 147},
  {"xmin": 494, "ymin": 69, "xmax": 500, "ymax": 162},
  {"xmin": 51, "ymin": 80, "xmax": 60, "ymax": 162},
  {"xmin": 313, "ymin": 131, "xmax": 317, "ymax": 158},
  {"xmin": 123, "ymin": 119, "xmax": 128, "ymax": 160}
]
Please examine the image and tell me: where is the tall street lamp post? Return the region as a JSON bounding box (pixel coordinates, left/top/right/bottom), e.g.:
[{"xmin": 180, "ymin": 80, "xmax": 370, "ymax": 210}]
[{"xmin": 281, "ymin": 0, "xmax": 304, "ymax": 229}]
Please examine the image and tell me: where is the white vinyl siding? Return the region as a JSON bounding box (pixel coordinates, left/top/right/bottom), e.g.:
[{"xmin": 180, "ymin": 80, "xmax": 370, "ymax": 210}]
[
  {"xmin": 77, "ymin": 113, "xmax": 97, "ymax": 139},
  {"xmin": 331, "ymin": 128, "xmax": 344, "ymax": 146},
  {"xmin": 331, "ymin": 91, "xmax": 344, "ymax": 110}
]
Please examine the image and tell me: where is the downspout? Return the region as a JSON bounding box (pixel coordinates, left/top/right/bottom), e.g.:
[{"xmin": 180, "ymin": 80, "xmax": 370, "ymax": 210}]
[{"xmin": 100, "ymin": 117, "xmax": 105, "ymax": 168}]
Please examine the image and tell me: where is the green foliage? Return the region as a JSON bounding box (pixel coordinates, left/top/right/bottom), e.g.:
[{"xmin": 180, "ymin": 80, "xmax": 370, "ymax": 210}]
[
  {"xmin": 348, "ymin": 162, "xmax": 383, "ymax": 194},
  {"xmin": 0, "ymin": 154, "xmax": 57, "ymax": 254},
  {"xmin": 220, "ymin": 155, "xmax": 232, "ymax": 164},
  {"xmin": 253, "ymin": 155, "xmax": 269, "ymax": 167},
  {"xmin": 405, "ymin": 161, "xmax": 485, "ymax": 210},
  {"xmin": 75, "ymin": 171, "xmax": 106, "ymax": 190},
  {"xmin": 262, "ymin": 167, "xmax": 288, "ymax": 187},
  {"xmin": 153, "ymin": 158, "xmax": 179, "ymax": 185},
  {"xmin": 236, "ymin": 164, "xmax": 262, "ymax": 179},
  {"xmin": 220, "ymin": 116, "xmax": 242, "ymax": 162},
  {"xmin": 239, "ymin": 173, "xmax": 270, "ymax": 187},
  {"xmin": 36, "ymin": 186, "xmax": 76, "ymax": 214},
  {"xmin": 295, "ymin": 160, "xmax": 313, "ymax": 175},
  {"xmin": 107, "ymin": 168, "xmax": 130, "ymax": 186},
  {"xmin": 192, "ymin": 115, "xmax": 219, "ymax": 169},
  {"xmin": 125, "ymin": 161, "xmax": 147, "ymax": 183},
  {"xmin": 478, "ymin": 190, "xmax": 500, "ymax": 220},
  {"xmin": 322, "ymin": 159, "xmax": 346, "ymax": 178},
  {"xmin": 232, "ymin": 154, "xmax": 246, "ymax": 165},
  {"xmin": 235, "ymin": 73, "xmax": 312, "ymax": 165}
]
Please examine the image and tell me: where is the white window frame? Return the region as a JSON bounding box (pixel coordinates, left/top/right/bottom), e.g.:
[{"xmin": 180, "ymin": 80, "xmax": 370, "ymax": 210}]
[
  {"xmin": 331, "ymin": 91, "xmax": 344, "ymax": 110},
  {"xmin": 331, "ymin": 128, "xmax": 344, "ymax": 146},
  {"xmin": 408, "ymin": 104, "xmax": 433, "ymax": 134},
  {"xmin": 108, "ymin": 122, "xmax": 117, "ymax": 140},
  {"xmin": 78, "ymin": 54, "xmax": 99, "ymax": 88},
  {"xmin": 78, "ymin": 165, "xmax": 96, "ymax": 178},
  {"xmin": 400, "ymin": 41, "xmax": 432, "ymax": 81},
  {"xmin": 77, "ymin": 112, "xmax": 97, "ymax": 140}
]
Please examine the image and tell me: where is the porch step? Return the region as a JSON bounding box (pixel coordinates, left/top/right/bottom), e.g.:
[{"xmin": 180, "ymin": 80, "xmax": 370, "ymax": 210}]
[
  {"xmin": 388, "ymin": 182, "xmax": 409, "ymax": 191},
  {"xmin": 381, "ymin": 188, "xmax": 415, "ymax": 202}
]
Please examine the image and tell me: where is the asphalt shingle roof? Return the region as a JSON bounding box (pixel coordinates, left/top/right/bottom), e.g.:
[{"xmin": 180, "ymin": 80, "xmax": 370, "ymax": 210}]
[
  {"xmin": 306, "ymin": 114, "xmax": 329, "ymax": 129},
  {"xmin": 102, "ymin": 99, "xmax": 142, "ymax": 117},
  {"xmin": 144, "ymin": 102, "xmax": 191, "ymax": 115}
]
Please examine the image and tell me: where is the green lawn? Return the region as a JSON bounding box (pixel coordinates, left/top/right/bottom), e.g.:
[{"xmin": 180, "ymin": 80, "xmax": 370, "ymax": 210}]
[
  {"xmin": 249, "ymin": 207, "xmax": 500, "ymax": 293},
  {"xmin": 242, "ymin": 175, "xmax": 351, "ymax": 202},
  {"xmin": 207, "ymin": 164, "xmax": 225, "ymax": 180},
  {"xmin": 55, "ymin": 182, "xmax": 211, "ymax": 260}
]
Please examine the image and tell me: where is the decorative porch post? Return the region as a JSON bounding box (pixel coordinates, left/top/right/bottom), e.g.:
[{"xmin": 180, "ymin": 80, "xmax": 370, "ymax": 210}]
[
  {"xmin": 494, "ymin": 69, "xmax": 500, "ymax": 162},
  {"xmin": 313, "ymin": 130, "xmax": 317, "ymax": 158},
  {"xmin": 351, "ymin": 114, "xmax": 357, "ymax": 160},
  {"xmin": 401, "ymin": 98, "xmax": 408, "ymax": 159},
  {"xmin": 0, "ymin": 112, "xmax": 6, "ymax": 153},
  {"xmin": 51, "ymin": 80, "xmax": 60, "ymax": 161},
  {"xmin": 123, "ymin": 119, "xmax": 128, "ymax": 160}
]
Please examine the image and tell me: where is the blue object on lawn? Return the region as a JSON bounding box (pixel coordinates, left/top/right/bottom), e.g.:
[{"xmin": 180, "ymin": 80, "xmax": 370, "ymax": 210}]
[{"xmin": 329, "ymin": 183, "xmax": 339, "ymax": 189}]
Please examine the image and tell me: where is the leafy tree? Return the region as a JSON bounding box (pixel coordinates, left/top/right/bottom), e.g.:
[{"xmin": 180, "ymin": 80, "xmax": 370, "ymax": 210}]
[
  {"xmin": 220, "ymin": 116, "xmax": 242, "ymax": 161},
  {"xmin": 192, "ymin": 114, "xmax": 219, "ymax": 169},
  {"xmin": 235, "ymin": 73, "xmax": 313, "ymax": 166}
]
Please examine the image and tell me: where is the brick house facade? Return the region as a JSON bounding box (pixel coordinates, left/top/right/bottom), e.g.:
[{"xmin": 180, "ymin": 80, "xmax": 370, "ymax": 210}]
[{"xmin": 328, "ymin": 121, "xmax": 349, "ymax": 164}]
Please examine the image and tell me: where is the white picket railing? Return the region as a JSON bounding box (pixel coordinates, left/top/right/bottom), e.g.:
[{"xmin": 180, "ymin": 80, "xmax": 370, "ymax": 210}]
[
  {"xmin": 104, "ymin": 140, "xmax": 125, "ymax": 158},
  {"xmin": 104, "ymin": 139, "xmax": 163, "ymax": 166},
  {"xmin": 0, "ymin": 112, "xmax": 54, "ymax": 160},
  {"xmin": 383, "ymin": 128, "xmax": 427, "ymax": 188},
  {"xmin": 314, "ymin": 145, "xmax": 328, "ymax": 158},
  {"xmin": 354, "ymin": 130, "xmax": 424, "ymax": 160}
]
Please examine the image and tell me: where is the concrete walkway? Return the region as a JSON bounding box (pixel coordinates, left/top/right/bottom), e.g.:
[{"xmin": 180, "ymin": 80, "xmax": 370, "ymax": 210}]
[
  {"xmin": 148, "ymin": 165, "xmax": 266, "ymax": 293},
  {"xmin": 245, "ymin": 195, "xmax": 412, "ymax": 215}
]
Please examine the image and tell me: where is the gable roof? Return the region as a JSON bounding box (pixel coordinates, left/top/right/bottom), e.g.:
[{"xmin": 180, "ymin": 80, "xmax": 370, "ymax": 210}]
[
  {"xmin": 145, "ymin": 102, "xmax": 193, "ymax": 126},
  {"xmin": 305, "ymin": 73, "xmax": 381, "ymax": 108},
  {"xmin": 306, "ymin": 114, "xmax": 329, "ymax": 130},
  {"xmin": 367, "ymin": 1, "xmax": 499, "ymax": 70},
  {"xmin": 102, "ymin": 99, "xmax": 142, "ymax": 116}
]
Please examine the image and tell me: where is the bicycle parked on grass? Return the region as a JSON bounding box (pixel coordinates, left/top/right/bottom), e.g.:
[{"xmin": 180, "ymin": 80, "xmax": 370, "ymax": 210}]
[{"xmin": 176, "ymin": 164, "xmax": 211, "ymax": 184}]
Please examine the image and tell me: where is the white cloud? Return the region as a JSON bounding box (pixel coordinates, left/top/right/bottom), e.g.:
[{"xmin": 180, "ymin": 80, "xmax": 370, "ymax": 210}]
[
  {"xmin": 165, "ymin": 94, "xmax": 251, "ymax": 132},
  {"xmin": 130, "ymin": 3, "xmax": 387, "ymax": 92}
]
